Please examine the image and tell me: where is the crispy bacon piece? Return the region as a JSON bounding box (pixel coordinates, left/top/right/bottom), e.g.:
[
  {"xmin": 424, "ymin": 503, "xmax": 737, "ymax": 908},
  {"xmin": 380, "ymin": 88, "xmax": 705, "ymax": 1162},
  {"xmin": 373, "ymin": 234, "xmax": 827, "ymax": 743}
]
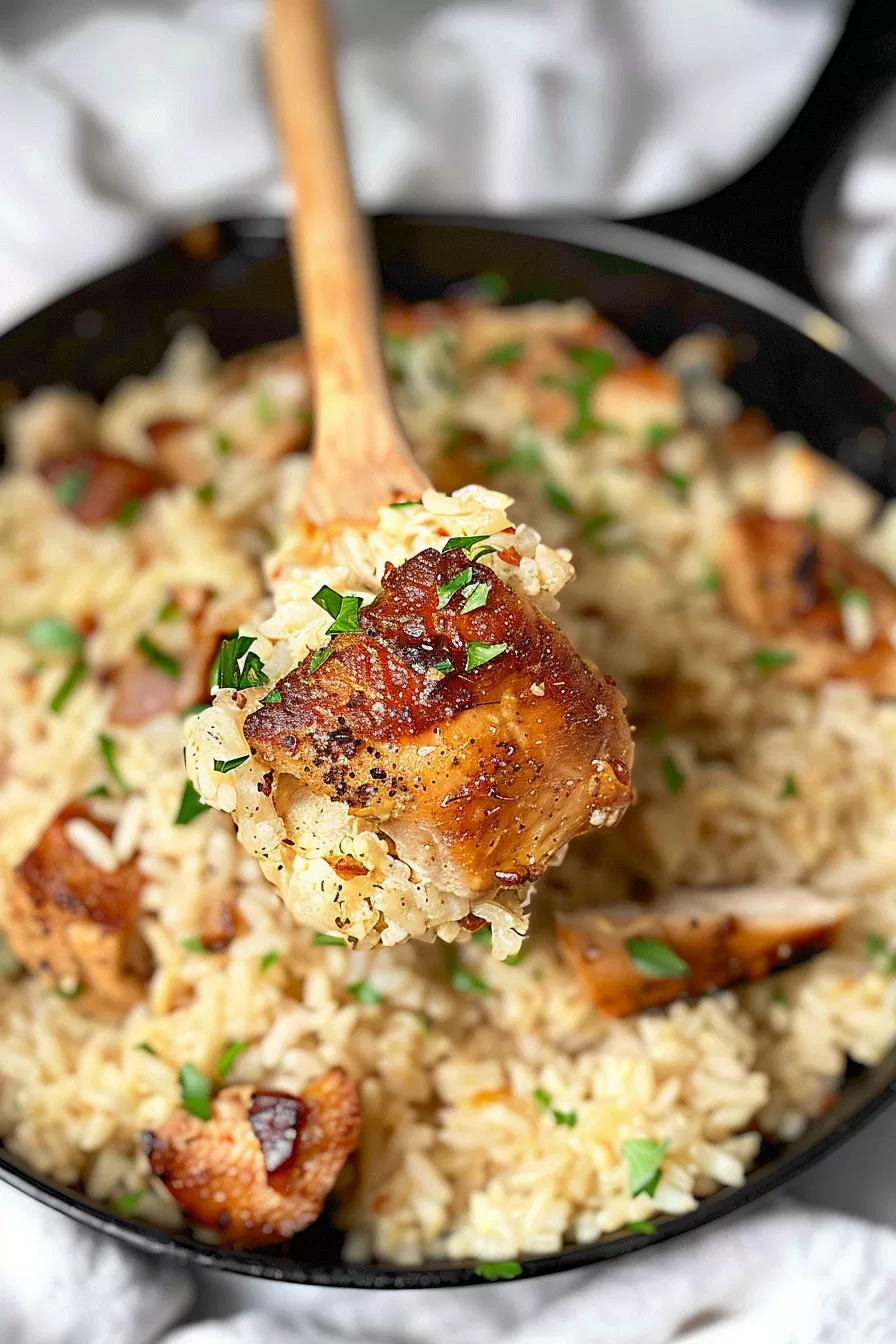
[
  {"xmin": 244, "ymin": 547, "xmax": 633, "ymax": 897},
  {"xmin": 719, "ymin": 510, "xmax": 896, "ymax": 694},
  {"xmin": 5, "ymin": 804, "xmax": 145, "ymax": 1018},
  {"xmin": 556, "ymin": 885, "xmax": 853, "ymax": 1018},
  {"xmin": 144, "ymin": 1070, "xmax": 361, "ymax": 1247},
  {"xmin": 39, "ymin": 449, "xmax": 163, "ymax": 526}
]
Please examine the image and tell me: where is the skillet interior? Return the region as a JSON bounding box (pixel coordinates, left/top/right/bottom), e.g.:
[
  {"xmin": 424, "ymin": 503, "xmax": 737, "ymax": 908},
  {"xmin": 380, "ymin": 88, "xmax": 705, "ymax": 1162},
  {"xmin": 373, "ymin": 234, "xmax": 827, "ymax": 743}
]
[{"xmin": 1, "ymin": 214, "xmax": 895, "ymax": 1288}]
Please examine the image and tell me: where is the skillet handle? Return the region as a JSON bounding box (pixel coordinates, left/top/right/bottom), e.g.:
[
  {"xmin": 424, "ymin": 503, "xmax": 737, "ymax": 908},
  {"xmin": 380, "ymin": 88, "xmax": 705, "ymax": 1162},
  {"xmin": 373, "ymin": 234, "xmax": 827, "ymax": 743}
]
[{"xmin": 632, "ymin": 0, "xmax": 896, "ymax": 305}]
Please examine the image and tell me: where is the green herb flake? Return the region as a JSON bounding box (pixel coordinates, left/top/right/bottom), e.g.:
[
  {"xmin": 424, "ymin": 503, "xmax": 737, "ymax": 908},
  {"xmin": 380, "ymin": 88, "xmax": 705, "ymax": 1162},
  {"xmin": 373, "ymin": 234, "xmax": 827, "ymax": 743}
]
[
  {"xmin": 553, "ymin": 1109, "xmax": 578, "ymax": 1128},
  {"xmin": 664, "ymin": 469, "xmax": 691, "ymax": 498},
  {"xmin": 111, "ymin": 1191, "xmax": 143, "ymax": 1216},
  {"xmin": 700, "ymin": 565, "xmax": 723, "ymax": 592},
  {"xmin": 260, "ymin": 950, "xmax": 280, "ymax": 972},
  {"xmin": 751, "ymin": 648, "xmax": 797, "ymax": 672},
  {"xmin": 482, "ymin": 340, "xmax": 525, "ymax": 367},
  {"xmin": 261, "ymin": 688, "xmax": 283, "ymax": 705},
  {"xmin": 628, "ymin": 1221, "xmax": 657, "ymax": 1236},
  {"xmin": 211, "ymin": 633, "xmax": 258, "ymax": 690},
  {"xmin": 780, "ymin": 774, "xmax": 798, "ymax": 799},
  {"xmin": 433, "ymin": 658, "xmax": 454, "ymax": 674},
  {"xmin": 217, "ymin": 1040, "xmax": 249, "ymax": 1080},
  {"xmin": 503, "ymin": 947, "xmax": 527, "ymax": 967},
  {"xmin": 312, "ymin": 933, "xmax": 345, "ymax": 947},
  {"xmin": 312, "ymin": 585, "xmax": 345, "ymax": 620},
  {"xmin": 49, "ymin": 658, "xmax": 87, "ymax": 714},
  {"xmin": 534, "ymin": 1087, "xmax": 552, "ymax": 1112},
  {"xmin": 622, "ymin": 1137, "xmax": 668, "ymax": 1198},
  {"xmin": 661, "ymin": 754, "xmax": 685, "ymax": 795},
  {"xmin": 98, "ymin": 733, "xmax": 129, "ymax": 792},
  {"xmin": 840, "ymin": 586, "xmax": 870, "ymax": 609},
  {"xmin": 806, "ymin": 509, "xmax": 821, "ymax": 529},
  {"xmin": 581, "ymin": 511, "xmax": 616, "ymax": 546},
  {"xmin": 471, "ymin": 926, "xmax": 493, "ymax": 945},
  {"xmin": 465, "ymin": 641, "xmax": 508, "ymax": 672},
  {"xmin": 25, "ymin": 616, "xmax": 83, "ymax": 652},
  {"xmin": 540, "ymin": 346, "xmax": 614, "ymax": 442},
  {"xmin": 325, "ymin": 595, "xmax": 364, "ymax": 636},
  {"xmin": 866, "ymin": 933, "xmax": 896, "ymax": 973},
  {"xmin": 772, "ymin": 988, "xmax": 789, "ymax": 1007},
  {"xmin": 645, "ymin": 424, "xmax": 676, "ymax": 450},
  {"xmin": 84, "ymin": 784, "xmax": 111, "ymax": 799},
  {"xmin": 475, "ymin": 1261, "xmax": 522, "ymax": 1282},
  {"xmin": 387, "ymin": 499, "xmax": 420, "ymax": 509},
  {"xmin": 475, "ymin": 271, "xmax": 508, "ymax": 302},
  {"xmin": 238, "ymin": 651, "xmax": 269, "ymax": 689},
  {"xmin": 179, "ymin": 1062, "xmax": 211, "ymax": 1121},
  {"xmin": 625, "ymin": 937, "xmax": 690, "ymax": 979},
  {"xmin": 543, "ymin": 481, "xmax": 574, "ymax": 514},
  {"xmin": 137, "ymin": 633, "xmax": 181, "ymax": 679},
  {"xmin": 174, "ymin": 780, "xmax": 209, "ymax": 826},
  {"xmin": 347, "ymin": 979, "xmax": 384, "ymax": 1006},
  {"xmin": 195, "ymin": 482, "xmax": 216, "ymax": 505},
  {"xmin": 255, "ymin": 384, "xmax": 277, "ymax": 426},
  {"xmin": 181, "ymin": 936, "xmax": 207, "ymax": 953},
  {"xmin": 157, "ymin": 598, "xmax": 180, "ymax": 623},
  {"xmin": 135, "ymin": 1042, "xmax": 158, "ymax": 1056},
  {"xmin": 460, "ymin": 582, "xmax": 489, "ymax": 614},
  {"xmin": 117, "ymin": 497, "xmax": 141, "ymax": 528},
  {"xmin": 450, "ymin": 964, "xmax": 491, "ymax": 996},
  {"xmin": 213, "ymin": 755, "xmax": 249, "ymax": 775},
  {"xmin": 54, "ymin": 468, "xmax": 89, "ymax": 507},
  {"xmin": 443, "ymin": 534, "xmax": 490, "ymax": 554},
  {"xmin": 309, "ymin": 645, "xmax": 334, "ymax": 674},
  {"xmin": 437, "ymin": 567, "xmax": 474, "ymax": 609},
  {"xmin": 212, "ymin": 429, "xmax": 233, "ymax": 456}
]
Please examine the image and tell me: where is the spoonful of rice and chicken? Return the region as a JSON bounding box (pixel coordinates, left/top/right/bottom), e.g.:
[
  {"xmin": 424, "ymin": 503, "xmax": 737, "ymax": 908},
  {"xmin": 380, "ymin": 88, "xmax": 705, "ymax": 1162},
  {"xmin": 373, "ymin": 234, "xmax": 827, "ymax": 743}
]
[{"xmin": 185, "ymin": 0, "xmax": 633, "ymax": 958}]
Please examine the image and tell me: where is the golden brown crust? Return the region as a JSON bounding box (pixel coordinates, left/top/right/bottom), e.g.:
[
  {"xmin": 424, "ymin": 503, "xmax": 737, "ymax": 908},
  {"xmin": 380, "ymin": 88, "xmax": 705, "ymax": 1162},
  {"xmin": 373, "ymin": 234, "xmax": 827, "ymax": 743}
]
[
  {"xmin": 39, "ymin": 449, "xmax": 163, "ymax": 526},
  {"xmin": 720, "ymin": 510, "xmax": 896, "ymax": 694},
  {"xmin": 244, "ymin": 548, "xmax": 633, "ymax": 896},
  {"xmin": 144, "ymin": 1069, "xmax": 361, "ymax": 1247},
  {"xmin": 556, "ymin": 886, "xmax": 852, "ymax": 1018},
  {"xmin": 5, "ymin": 804, "xmax": 145, "ymax": 1017}
]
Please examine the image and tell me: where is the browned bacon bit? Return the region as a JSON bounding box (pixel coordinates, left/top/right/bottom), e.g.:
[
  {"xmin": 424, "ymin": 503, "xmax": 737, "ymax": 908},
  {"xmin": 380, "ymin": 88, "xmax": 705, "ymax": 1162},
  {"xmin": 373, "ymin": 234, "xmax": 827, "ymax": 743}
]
[
  {"xmin": 244, "ymin": 547, "xmax": 633, "ymax": 898},
  {"xmin": 556, "ymin": 885, "xmax": 853, "ymax": 1019},
  {"xmin": 144, "ymin": 1070, "xmax": 361, "ymax": 1247},
  {"xmin": 40, "ymin": 449, "xmax": 163, "ymax": 526},
  {"xmin": 5, "ymin": 803, "xmax": 146, "ymax": 1018},
  {"xmin": 719, "ymin": 510, "xmax": 896, "ymax": 694}
]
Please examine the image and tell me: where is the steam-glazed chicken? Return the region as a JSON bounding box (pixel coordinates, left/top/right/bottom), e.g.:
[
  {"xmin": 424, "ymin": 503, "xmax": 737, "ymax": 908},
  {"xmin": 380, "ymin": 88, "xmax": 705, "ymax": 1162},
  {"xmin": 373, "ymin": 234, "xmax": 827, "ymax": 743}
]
[{"xmin": 243, "ymin": 545, "xmax": 633, "ymax": 898}]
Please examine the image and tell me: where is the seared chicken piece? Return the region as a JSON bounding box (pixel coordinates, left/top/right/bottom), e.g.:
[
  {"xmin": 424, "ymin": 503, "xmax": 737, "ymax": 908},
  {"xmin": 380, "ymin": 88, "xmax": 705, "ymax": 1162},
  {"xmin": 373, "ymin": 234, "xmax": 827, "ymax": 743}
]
[
  {"xmin": 556, "ymin": 885, "xmax": 853, "ymax": 1018},
  {"xmin": 39, "ymin": 449, "xmax": 163, "ymax": 526},
  {"xmin": 144, "ymin": 1070, "xmax": 360, "ymax": 1247},
  {"xmin": 243, "ymin": 547, "xmax": 633, "ymax": 897},
  {"xmin": 5, "ymin": 804, "xmax": 146, "ymax": 1018},
  {"xmin": 720, "ymin": 510, "xmax": 896, "ymax": 695}
]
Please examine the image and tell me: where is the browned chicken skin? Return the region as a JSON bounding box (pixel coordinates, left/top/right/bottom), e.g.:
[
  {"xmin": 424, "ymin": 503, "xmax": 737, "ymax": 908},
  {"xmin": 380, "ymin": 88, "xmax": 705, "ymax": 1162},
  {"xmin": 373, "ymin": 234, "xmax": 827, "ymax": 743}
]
[
  {"xmin": 556, "ymin": 885, "xmax": 853, "ymax": 1018},
  {"xmin": 40, "ymin": 449, "xmax": 164, "ymax": 526},
  {"xmin": 243, "ymin": 547, "xmax": 633, "ymax": 898},
  {"xmin": 144, "ymin": 1070, "xmax": 361, "ymax": 1247},
  {"xmin": 720, "ymin": 510, "xmax": 896, "ymax": 694},
  {"xmin": 5, "ymin": 804, "xmax": 146, "ymax": 1018}
]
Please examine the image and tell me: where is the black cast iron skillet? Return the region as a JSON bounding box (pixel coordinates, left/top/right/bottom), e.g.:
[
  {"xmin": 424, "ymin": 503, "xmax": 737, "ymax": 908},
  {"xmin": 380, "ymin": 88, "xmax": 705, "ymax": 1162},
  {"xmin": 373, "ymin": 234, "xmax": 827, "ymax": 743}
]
[{"xmin": 2, "ymin": 0, "xmax": 896, "ymax": 1292}]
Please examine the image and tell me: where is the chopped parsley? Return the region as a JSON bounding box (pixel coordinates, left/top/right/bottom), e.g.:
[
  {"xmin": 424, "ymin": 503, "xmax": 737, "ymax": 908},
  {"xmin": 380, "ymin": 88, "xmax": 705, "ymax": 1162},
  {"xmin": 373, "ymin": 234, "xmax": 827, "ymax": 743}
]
[
  {"xmin": 475, "ymin": 271, "xmax": 508, "ymax": 302},
  {"xmin": 179, "ymin": 1062, "xmax": 211, "ymax": 1121},
  {"xmin": 137, "ymin": 633, "xmax": 181, "ymax": 679},
  {"xmin": 645, "ymin": 424, "xmax": 676, "ymax": 450},
  {"xmin": 213, "ymin": 755, "xmax": 249, "ymax": 774},
  {"xmin": 772, "ymin": 988, "xmax": 789, "ymax": 1007},
  {"xmin": 504, "ymin": 947, "xmax": 527, "ymax": 967},
  {"xmin": 211, "ymin": 634, "xmax": 262, "ymax": 691},
  {"xmin": 534, "ymin": 1087, "xmax": 577, "ymax": 1127},
  {"xmin": 157, "ymin": 598, "xmax": 180, "ymax": 623},
  {"xmin": 347, "ymin": 979, "xmax": 383, "ymax": 1005},
  {"xmin": 553, "ymin": 1109, "xmax": 578, "ymax": 1127},
  {"xmin": 387, "ymin": 499, "xmax": 420, "ymax": 509},
  {"xmin": 443, "ymin": 534, "xmax": 490, "ymax": 553},
  {"xmin": 217, "ymin": 1040, "xmax": 249, "ymax": 1079},
  {"xmin": 255, "ymin": 384, "xmax": 277, "ymax": 426},
  {"xmin": 312, "ymin": 932, "xmax": 345, "ymax": 946},
  {"xmin": 111, "ymin": 1191, "xmax": 143, "ymax": 1216},
  {"xmin": 25, "ymin": 616, "xmax": 83, "ymax": 652},
  {"xmin": 54, "ymin": 467, "xmax": 89, "ymax": 507},
  {"xmin": 261, "ymin": 688, "xmax": 282, "ymax": 704},
  {"xmin": 195, "ymin": 482, "xmax": 216, "ymax": 505},
  {"xmin": 664, "ymin": 469, "xmax": 691, "ymax": 498},
  {"xmin": 212, "ymin": 429, "xmax": 233, "ymax": 456},
  {"xmin": 433, "ymin": 658, "xmax": 454, "ymax": 674},
  {"xmin": 174, "ymin": 780, "xmax": 209, "ymax": 826},
  {"xmin": 622, "ymin": 1137, "xmax": 667, "ymax": 1198},
  {"xmin": 471, "ymin": 926, "xmax": 492, "ymax": 945},
  {"xmin": 465, "ymin": 641, "xmax": 508, "ymax": 672},
  {"xmin": 482, "ymin": 340, "xmax": 525, "ymax": 367},
  {"xmin": 625, "ymin": 938, "xmax": 689, "ymax": 979},
  {"xmin": 460, "ymin": 582, "xmax": 489, "ymax": 614},
  {"xmin": 98, "ymin": 733, "xmax": 129, "ymax": 792},
  {"xmin": 450, "ymin": 963, "xmax": 491, "ymax": 995},
  {"xmin": 485, "ymin": 437, "xmax": 542, "ymax": 477},
  {"xmin": 628, "ymin": 1221, "xmax": 657, "ymax": 1236},
  {"xmin": 49, "ymin": 657, "xmax": 87, "ymax": 713},
  {"xmin": 867, "ymin": 933, "xmax": 896, "ymax": 973},
  {"xmin": 543, "ymin": 481, "xmax": 574, "ymax": 514},
  {"xmin": 135, "ymin": 1042, "xmax": 158, "ymax": 1056},
  {"xmin": 580, "ymin": 511, "xmax": 616, "ymax": 547},
  {"xmin": 780, "ymin": 774, "xmax": 798, "ymax": 799},
  {"xmin": 539, "ymin": 346, "xmax": 614, "ymax": 442},
  {"xmin": 117, "ymin": 497, "xmax": 141, "ymax": 528},
  {"xmin": 437, "ymin": 567, "xmax": 474, "ymax": 608},
  {"xmin": 181, "ymin": 936, "xmax": 207, "ymax": 953},
  {"xmin": 751, "ymin": 648, "xmax": 797, "ymax": 672},
  {"xmin": 661, "ymin": 754, "xmax": 685, "ymax": 794},
  {"xmin": 84, "ymin": 784, "xmax": 111, "ymax": 799},
  {"xmin": 700, "ymin": 565, "xmax": 723, "ymax": 592},
  {"xmin": 260, "ymin": 950, "xmax": 280, "ymax": 972},
  {"xmin": 309, "ymin": 645, "xmax": 334, "ymax": 674},
  {"xmin": 313, "ymin": 586, "xmax": 343, "ymax": 619},
  {"xmin": 312, "ymin": 585, "xmax": 364, "ymax": 635},
  {"xmin": 475, "ymin": 1261, "xmax": 522, "ymax": 1281}
]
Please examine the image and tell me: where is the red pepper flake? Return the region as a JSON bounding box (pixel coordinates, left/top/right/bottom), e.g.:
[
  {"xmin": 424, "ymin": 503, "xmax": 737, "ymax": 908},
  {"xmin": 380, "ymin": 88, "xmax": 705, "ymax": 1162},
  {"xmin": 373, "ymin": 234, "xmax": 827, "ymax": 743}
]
[{"xmin": 497, "ymin": 547, "xmax": 521, "ymax": 567}]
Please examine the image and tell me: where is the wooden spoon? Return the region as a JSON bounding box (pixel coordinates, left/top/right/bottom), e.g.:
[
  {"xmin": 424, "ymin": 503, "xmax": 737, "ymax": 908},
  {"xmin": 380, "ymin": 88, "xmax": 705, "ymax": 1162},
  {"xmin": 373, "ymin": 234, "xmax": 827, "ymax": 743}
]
[{"xmin": 265, "ymin": 0, "xmax": 429, "ymax": 523}]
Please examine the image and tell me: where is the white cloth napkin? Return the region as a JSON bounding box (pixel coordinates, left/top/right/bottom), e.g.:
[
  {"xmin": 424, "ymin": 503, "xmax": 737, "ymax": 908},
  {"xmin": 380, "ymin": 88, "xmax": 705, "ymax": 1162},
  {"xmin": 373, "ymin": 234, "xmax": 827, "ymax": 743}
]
[
  {"xmin": 0, "ymin": 0, "xmax": 847, "ymax": 334},
  {"xmin": 3, "ymin": 1183, "xmax": 896, "ymax": 1344}
]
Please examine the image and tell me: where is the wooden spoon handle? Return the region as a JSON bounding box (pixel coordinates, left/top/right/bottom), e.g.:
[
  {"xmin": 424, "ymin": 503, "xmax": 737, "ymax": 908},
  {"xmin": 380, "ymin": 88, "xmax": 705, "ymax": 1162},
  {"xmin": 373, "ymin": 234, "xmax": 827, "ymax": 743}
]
[{"xmin": 265, "ymin": 0, "xmax": 428, "ymax": 522}]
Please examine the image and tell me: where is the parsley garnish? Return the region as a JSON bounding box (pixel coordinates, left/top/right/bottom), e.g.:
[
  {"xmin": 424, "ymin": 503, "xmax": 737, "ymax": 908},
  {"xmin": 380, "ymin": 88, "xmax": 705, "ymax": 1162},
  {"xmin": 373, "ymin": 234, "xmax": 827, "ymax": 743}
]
[
  {"xmin": 867, "ymin": 933, "xmax": 896, "ymax": 973},
  {"xmin": 212, "ymin": 429, "xmax": 233, "ymax": 456},
  {"xmin": 443, "ymin": 534, "xmax": 490, "ymax": 553},
  {"xmin": 98, "ymin": 733, "xmax": 128, "ymax": 792},
  {"xmin": 135, "ymin": 1042, "xmax": 158, "ymax": 1056},
  {"xmin": 460, "ymin": 582, "xmax": 489, "ymax": 614},
  {"xmin": 157, "ymin": 598, "xmax": 179, "ymax": 623},
  {"xmin": 780, "ymin": 774, "xmax": 798, "ymax": 799},
  {"xmin": 111, "ymin": 1192, "xmax": 143, "ymax": 1215},
  {"xmin": 471, "ymin": 927, "xmax": 492, "ymax": 945},
  {"xmin": 137, "ymin": 633, "xmax": 181, "ymax": 679},
  {"xmin": 174, "ymin": 780, "xmax": 209, "ymax": 825},
  {"xmin": 54, "ymin": 467, "xmax": 89, "ymax": 507},
  {"xmin": 482, "ymin": 340, "xmax": 525, "ymax": 367},
  {"xmin": 580, "ymin": 511, "xmax": 616, "ymax": 547},
  {"xmin": 347, "ymin": 979, "xmax": 383, "ymax": 1005},
  {"xmin": 181, "ymin": 936, "xmax": 207, "ymax": 953},
  {"xmin": 664, "ymin": 470, "xmax": 691, "ymax": 498},
  {"xmin": 309, "ymin": 645, "xmax": 334, "ymax": 674},
  {"xmin": 475, "ymin": 271, "xmax": 508, "ymax": 301},
  {"xmin": 543, "ymin": 481, "xmax": 574, "ymax": 514},
  {"xmin": 195, "ymin": 482, "xmax": 216, "ymax": 505},
  {"xmin": 255, "ymin": 384, "xmax": 276, "ymax": 426},
  {"xmin": 475, "ymin": 1261, "xmax": 522, "ymax": 1281},
  {"xmin": 700, "ymin": 565, "xmax": 722, "ymax": 592},
  {"xmin": 625, "ymin": 938, "xmax": 689, "ymax": 979},
  {"xmin": 49, "ymin": 658, "xmax": 87, "ymax": 713},
  {"xmin": 25, "ymin": 616, "xmax": 83, "ymax": 652},
  {"xmin": 388, "ymin": 499, "xmax": 420, "ymax": 509},
  {"xmin": 539, "ymin": 346, "xmax": 614, "ymax": 441},
  {"xmin": 645, "ymin": 424, "xmax": 676, "ymax": 450},
  {"xmin": 261, "ymin": 688, "xmax": 282, "ymax": 704},
  {"xmin": 772, "ymin": 988, "xmax": 789, "ymax": 1007},
  {"xmin": 312, "ymin": 585, "xmax": 364, "ymax": 634},
  {"xmin": 117, "ymin": 497, "xmax": 140, "ymax": 528},
  {"xmin": 84, "ymin": 784, "xmax": 111, "ymax": 799},
  {"xmin": 211, "ymin": 634, "xmax": 259, "ymax": 691},
  {"xmin": 752, "ymin": 648, "xmax": 796, "ymax": 672},
  {"xmin": 433, "ymin": 658, "xmax": 453, "ymax": 673},
  {"xmin": 312, "ymin": 586, "xmax": 344, "ymax": 619},
  {"xmin": 450, "ymin": 964, "xmax": 491, "ymax": 995},
  {"xmin": 465, "ymin": 641, "xmax": 508, "ymax": 671},
  {"xmin": 533, "ymin": 1087, "xmax": 577, "ymax": 1126},
  {"xmin": 628, "ymin": 1221, "xmax": 657, "ymax": 1236},
  {"xmin": 622, "ymin": 1138, "xmax": 667, "ymax": 1197},
  {"xmin": 661, "ymin": 754, "xmax": 685, "ymax": 794},
  {"xmin": 179, "ymin": 1063, "xmax": 211, "ymax": 1121},
  {"xmin": 217, "ymin": 1040, "xmax": 249, "ymax": 1079},
  {"xmin": 313, "ymin": 933, "xmax": 346, "ymax": 946},
  {"xmin": 554, "ymin": 1109, "xmax": 578, "ymax": 1127},
  {"xmin": 437, "ymin": 567, "xmax": 474, "ymax": 608},
  {"xmin": 260, "ymin": 950, "xmax": 280, "ymax": 972},
  {"xmin": 213, "ymin": 755, "xmax": 249, "ymax": 774},
  {"xmin": 485, "ymin": 438, "xmax": 542, "ymax": 477}
]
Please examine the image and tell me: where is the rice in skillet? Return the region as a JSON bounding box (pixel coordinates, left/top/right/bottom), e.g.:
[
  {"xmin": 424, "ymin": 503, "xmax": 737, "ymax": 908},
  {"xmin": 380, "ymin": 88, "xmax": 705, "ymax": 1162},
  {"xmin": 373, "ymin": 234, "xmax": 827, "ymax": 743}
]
[{"xmin": 0, "ymin": 299, "xmax": 895, "ymax": 1262}]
